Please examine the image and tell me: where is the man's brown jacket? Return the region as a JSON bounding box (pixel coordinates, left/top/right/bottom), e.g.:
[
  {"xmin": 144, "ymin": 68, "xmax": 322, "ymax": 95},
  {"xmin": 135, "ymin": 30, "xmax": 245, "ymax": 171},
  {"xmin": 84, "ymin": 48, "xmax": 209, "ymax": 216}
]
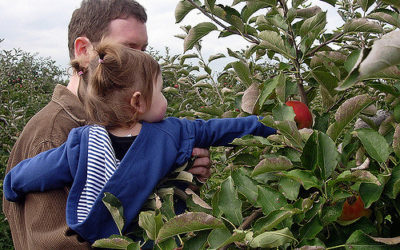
[{"xmin": 3, "ymin": 85, "xmax": 91, "ymax": 249}]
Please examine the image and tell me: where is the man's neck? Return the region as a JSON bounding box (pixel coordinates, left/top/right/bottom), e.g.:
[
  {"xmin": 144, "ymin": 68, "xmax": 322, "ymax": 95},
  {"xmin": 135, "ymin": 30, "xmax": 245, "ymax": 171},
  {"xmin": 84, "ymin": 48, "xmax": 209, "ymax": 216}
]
[{"xmin": 66, "ymin": 74, "xmax": 80, "ymax": 96}]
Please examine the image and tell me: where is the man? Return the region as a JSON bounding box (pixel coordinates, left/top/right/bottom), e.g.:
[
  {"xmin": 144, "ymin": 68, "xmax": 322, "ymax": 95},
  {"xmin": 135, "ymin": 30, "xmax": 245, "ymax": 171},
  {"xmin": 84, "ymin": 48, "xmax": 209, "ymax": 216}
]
[{"xmin": 3, "ymin": 1, "xmax": 211, "ymax": 249}]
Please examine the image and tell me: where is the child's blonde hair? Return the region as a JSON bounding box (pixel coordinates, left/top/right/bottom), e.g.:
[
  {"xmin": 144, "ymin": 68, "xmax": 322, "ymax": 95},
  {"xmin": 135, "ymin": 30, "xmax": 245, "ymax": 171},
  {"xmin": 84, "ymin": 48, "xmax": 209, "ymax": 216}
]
[{"xmin": 71, "ymin": 39, "xmax": 161, "ymax": 129}]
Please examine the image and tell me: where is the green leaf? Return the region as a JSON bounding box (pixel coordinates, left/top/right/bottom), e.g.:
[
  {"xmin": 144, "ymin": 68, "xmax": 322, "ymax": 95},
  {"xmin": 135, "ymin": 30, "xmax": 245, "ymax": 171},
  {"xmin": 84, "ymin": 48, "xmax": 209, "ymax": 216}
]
[
  {"xmin": 198, "ymin": 106, "xmax": 224, "ymax": 116},
  {"xmin": 280, "ymin": 169, "xmax": 323, "ymax": 190},
  {"xmin": 232, "ymin": 169, "xmax": 259, "ymax": 204},
  {"xmin": 232, "ymin": 61, "xmax": 252, "ymax": 87},
  {"xmin": 92, "ymin": 235, "xmax": 134, "ymax": 249},
  {"xmin": 360, "ymin": 174, "xmax": 387, "ymax": 208},
  {"xmin": 279, "ymin": 177, "xmax": 301, "ymax": 201},
  {"xmin": 320, "ymin": 0, "xmax": 337, "ymax": 6},
  {"xmin": 385, "ymin": 164, "xmax": 400, "ymax": 199},
  {"xmin": 311, "ymin": 70, "xmax": 339, "ymax": 95},
  {"xmin": 249, "ymin": 228, "xmax": 296, "ymax": 248},
  {"xmin": 184, "ymin": 22, "xmax": 218, "ymax": 52},
  {"xmin": 272, "ymin": 103, "xmax": 296, "ymax": 122},
  {"xmin": 321, "ymin": 201, "xmax": 343, "ymax": 223},
  {"xmin": 182, "ymin": 231, "xmax": 209, "ymax": 250},
  {"xmin": 335, "ymin": 170, "xmax": 381, "ymax": 186},
  {"xmin": 327, "ymin": 94, "xmax": 376, "ymax": 141},
  {"xmin": 259, "ymin": 74, "xmax": 283, "ymax": 108},
  {"xmin": 231, "ymin": 135, "xmax": 271, "ymax": 147},
  {"xmin": 229, "ymin": 15, "xmax": 245, "ymax": 33},
  {"xmin": 299, "ymin": 216, "xmax": 323, "ymax": 241},
  {"xmin": 300, "ymin": 12, "xmax": 327, "ymax": 38},
  {"xmin": 241, "ymin": 2, "xmax": 271, "ymax": 22},
  {"xmin": 218, "ymin": 177, "xmax": 243, "ymax": 226},
  {"xmin": 261, "ymin": 118, "xmax": 304, "ymax": 149},
  {"xmin": 358, "ymin": 0, "xmax": 375, "ymax": 12},
  {"xmin": 207, "ymin": 228, "xmax": 231, "ymax": 249},
  {"xmin": 343, "ymin": 18, "xmax": 383, "ymax": 33},
  {"xmin": 254, "ymin": 209, "xmax": 297, "ymax": 233},
  {"xmin": 381, "ymin": 0, "xmax": 400, "ymax": 9},
  {"xmin": 193, "ymin": 82, "xmax": 212, "ymax": 88},
  {"xmin": 356, "ymin": 128, "xmax": 390, "ymax": 163},
  {"xmin": 156, "ymin": 212, "xmax": 224, "ymax": 243},
  {"xmin": 163, "ymin": 86, "xmax": 179, "ymax": 94},
  {"xmin": 252, "ymin": 156, "xmax": 293, "ymax": 176},
  {"xmin": 180, "ymin": 53, "xmax": 198, "ymax": 64},
  {"xmin": 359, "ymin": 30, "xmax": 400, "ymax": 79},
  {"xmin": 345, "ymin": 230, "xmax": 396, "ymax": 249},
  {"xmin": 393, "ymin": 124, "xmax": 400, "ymax": 158},
  {"xmin": 368, "ymin": 82, "xmax": 400, "ymax": 97},
  {"xmin": 296, "ymin": 6, "xmax": 322, "ymax": 18},
  {"xmin": 208, "ymin": 53, "xmax": 225, "ymax": 62},
  {"xmin": 274, "ymin": 73, "xmax": 288, "ymax": 103},
  {"xmin": 138, "ymin": 211, "xmax": 163, "ymax": 240},
  {"xmin": 155, "ymin": 237, "xmax": 177, "ymax": 250},
  {"xmin": 102, "ymin": 192, "xmax": 125, "ymax": 235},
  {"xmin": 175, "ymin": 0, "xmax": 200, "ymax": 23},
  {"xmin": 208, "ymin": 228, "xmax": 245, "ymax": 249},
  {"xmin": 257, "ymin": 186, "xmax": 288, "ymax": 216},
  {"xmin": 258, "ymin": 31, "xmax": 296, "ymax": 59},
  {"xmin": 301, "ymin": 131, "xmax": 339, "ymax": 180},
  {"xmin": 241, "ymin": 83, "xmax": 259, "ymax": 114},
  {"xmin": 368, "ymin": 10, "xmax": 400, "ymax": 28},
  {"xmin": 127, "ymin": 242, "xmax": 141, "ymax": 250}
]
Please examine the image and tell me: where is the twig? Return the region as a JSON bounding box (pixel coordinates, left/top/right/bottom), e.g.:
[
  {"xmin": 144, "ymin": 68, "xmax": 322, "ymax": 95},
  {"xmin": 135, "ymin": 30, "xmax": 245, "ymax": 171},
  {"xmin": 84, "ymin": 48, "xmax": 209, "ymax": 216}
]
[
  {"xmin": 278, "ymin": 0, "xmax": 308, "ymax": 105},
  {"xmin": 185, "ymin": 0, "xmax": 260, "ymax": 44},
  {"xmin": 306, "ymin": 32, "xmax": 345, "ymax": 57},
  {"xmin": 238, "ymin": 208, "xmax": 263, "ymax": 230}
]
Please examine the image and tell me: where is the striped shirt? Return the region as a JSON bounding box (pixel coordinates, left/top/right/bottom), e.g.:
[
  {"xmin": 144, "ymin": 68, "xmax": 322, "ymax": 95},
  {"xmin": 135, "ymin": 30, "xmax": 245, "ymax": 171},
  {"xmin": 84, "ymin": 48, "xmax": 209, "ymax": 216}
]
[{"xmin": 77, "ymin": 126, "xmax": 120, "ymax": 223}]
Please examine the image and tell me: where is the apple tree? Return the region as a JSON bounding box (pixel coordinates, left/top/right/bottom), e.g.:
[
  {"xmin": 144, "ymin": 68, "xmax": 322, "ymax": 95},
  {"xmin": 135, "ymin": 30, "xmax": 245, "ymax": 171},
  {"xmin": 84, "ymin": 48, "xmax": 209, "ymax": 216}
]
[{"xmin": 94, "ymin": 0, "xmax": 400, "ymax": 249}]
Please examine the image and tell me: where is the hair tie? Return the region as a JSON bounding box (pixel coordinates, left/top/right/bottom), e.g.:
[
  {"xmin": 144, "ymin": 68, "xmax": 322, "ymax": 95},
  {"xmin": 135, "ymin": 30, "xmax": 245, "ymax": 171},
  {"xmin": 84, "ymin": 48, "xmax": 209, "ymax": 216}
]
[
  {"xmin": 99, "ymin": 58, "xmax": 104, "ymax": 64},
  {"xmin": 78, "ymin": 71, "xmax": 84, "ymax": 76}
]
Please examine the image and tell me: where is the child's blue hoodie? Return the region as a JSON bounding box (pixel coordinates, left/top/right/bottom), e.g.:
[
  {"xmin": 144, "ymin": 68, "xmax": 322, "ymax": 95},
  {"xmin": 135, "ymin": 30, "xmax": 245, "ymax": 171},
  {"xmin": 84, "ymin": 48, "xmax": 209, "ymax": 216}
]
[{"xmin": 4, "ymin": 116, "xmax": 276, "ymax": 243}]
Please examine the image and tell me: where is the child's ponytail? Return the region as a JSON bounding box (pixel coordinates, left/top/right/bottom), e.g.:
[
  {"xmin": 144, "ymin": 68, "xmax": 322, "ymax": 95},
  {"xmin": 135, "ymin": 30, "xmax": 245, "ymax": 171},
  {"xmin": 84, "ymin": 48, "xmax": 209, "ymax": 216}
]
[
  {"xmin": 70, "ymin": 56, "xmax": 89, "ymax": 103},
  {"xmin": 89, "ymin": 39, "xmax": 124, "ymax": 96}
]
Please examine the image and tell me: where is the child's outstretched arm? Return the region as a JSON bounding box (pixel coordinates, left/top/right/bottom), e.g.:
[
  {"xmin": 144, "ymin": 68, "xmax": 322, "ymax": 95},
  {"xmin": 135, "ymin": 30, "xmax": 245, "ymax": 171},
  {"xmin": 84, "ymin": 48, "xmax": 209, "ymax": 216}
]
[
  {"xmin": 189, "ymin": 116, "xmax": 276, "ymax": 148},
  {"xmin": 3, "ymin": 129, "xmax": 81, "ymax": 202}
]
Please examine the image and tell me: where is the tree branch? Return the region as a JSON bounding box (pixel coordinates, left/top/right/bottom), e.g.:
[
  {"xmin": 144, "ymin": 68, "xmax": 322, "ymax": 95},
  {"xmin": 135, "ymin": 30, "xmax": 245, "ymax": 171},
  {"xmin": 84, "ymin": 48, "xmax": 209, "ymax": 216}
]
[
  {"xmin": 305, "ymin": 32, "xmax": 345, "ymax": 57},
  {"xmin": 185, "ymin": 0, "xmax": 260, "ymax": 44},
  {"xmin": 278, "ymin": 0, "xmax": 308, "ymax": 105},
  {"xmin": 238, "ymin": 208, "xmax": 263, "ymax": 230}
]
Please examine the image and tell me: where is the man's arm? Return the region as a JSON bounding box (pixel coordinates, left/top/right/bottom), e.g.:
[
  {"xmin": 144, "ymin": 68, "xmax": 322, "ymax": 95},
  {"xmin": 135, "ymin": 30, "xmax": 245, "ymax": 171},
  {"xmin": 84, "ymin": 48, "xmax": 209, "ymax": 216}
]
[{"xmin": 189, "ymin": 148, "xmax": 211, "ymax": 183}]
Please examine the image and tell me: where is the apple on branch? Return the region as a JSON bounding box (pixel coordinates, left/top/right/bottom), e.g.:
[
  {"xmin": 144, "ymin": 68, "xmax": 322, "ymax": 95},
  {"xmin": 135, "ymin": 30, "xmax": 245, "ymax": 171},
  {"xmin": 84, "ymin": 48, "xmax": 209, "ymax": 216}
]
[{"xmin": 285, "ymin": 100, "xmax": 313, "ymax": 129}]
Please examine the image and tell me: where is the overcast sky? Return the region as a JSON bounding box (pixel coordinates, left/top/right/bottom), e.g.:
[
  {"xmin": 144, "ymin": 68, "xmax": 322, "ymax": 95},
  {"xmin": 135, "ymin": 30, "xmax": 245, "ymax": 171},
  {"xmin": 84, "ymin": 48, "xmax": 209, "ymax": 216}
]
[{"xmin": 0, "ymin": 0, "xmax": 341, "ymax": 71}]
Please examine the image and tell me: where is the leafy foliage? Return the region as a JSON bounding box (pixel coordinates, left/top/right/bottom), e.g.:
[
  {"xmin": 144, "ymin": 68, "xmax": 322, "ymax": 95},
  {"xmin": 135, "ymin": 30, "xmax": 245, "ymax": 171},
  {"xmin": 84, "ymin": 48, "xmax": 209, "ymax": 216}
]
[
  {"xmin": 93, "ymin": 0, "xmax": 400, "ymax": 249},
  {"xmin": 3, "ymin": 0, "xmax": 400, "ymax": 249},
  {"xmin": 0, "ymin": 43, "xmax": 67, "ymax": 249}
]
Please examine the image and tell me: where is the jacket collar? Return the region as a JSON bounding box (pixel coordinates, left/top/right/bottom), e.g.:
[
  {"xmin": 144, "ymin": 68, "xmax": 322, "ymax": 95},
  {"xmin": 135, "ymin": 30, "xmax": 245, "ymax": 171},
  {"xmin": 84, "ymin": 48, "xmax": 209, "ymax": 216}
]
[{"xmin": 52, "ymin": 84, "xmax": 86, "ymax": 125}]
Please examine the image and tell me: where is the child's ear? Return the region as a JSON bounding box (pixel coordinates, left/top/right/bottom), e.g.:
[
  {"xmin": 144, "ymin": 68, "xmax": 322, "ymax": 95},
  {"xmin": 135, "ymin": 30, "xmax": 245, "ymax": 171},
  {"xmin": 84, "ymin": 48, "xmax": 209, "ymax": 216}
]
[
  {"xmin": 130, "ymin": 92, "xmax": 147, "ymax": 113},
  {"xmin": 74, "ymin": 37, "xmax": 93, "ymax": 66}
]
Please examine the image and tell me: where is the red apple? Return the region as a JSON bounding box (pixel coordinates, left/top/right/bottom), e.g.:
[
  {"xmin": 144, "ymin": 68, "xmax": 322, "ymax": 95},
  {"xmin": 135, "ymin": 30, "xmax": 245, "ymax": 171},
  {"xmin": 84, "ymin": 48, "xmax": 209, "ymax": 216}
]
[
  {"xmin": 174, "ymin": 84, "xmax": 179, "ymax": 88},
  {"xmin": 285, "ymin": 100, "xmax": 313, "ymax": 129}
]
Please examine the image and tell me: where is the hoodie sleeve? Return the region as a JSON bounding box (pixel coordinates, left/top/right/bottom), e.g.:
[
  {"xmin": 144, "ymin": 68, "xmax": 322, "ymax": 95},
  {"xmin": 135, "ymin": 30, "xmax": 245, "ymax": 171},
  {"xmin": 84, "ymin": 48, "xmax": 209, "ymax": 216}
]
[
  {"xmin": 3, "ymin": 128, "xmax": 82, "ymax": 202},
  {"xmin": 172, "ymin": 116, "xmax": 276, "ymax": 166},
  {"xmin": 188, "ymin": 116, "xmax": 276, "ymax": 148}
]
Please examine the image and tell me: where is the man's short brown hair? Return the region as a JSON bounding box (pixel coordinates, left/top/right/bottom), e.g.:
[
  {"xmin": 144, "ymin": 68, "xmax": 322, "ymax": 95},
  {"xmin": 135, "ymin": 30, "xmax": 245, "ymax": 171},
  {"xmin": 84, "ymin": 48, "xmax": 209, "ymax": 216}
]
[{"xmin": 68, "ymin": 0, "xmax": 147, "ymax": 59}]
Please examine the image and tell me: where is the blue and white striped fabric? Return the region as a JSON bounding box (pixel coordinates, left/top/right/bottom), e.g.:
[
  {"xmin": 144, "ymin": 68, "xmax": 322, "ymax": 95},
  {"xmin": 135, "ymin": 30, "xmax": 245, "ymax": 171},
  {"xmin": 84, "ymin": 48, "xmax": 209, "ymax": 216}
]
[{"xmin": 77, "ymin": 126, "xmax": 120, "ymax": 223}]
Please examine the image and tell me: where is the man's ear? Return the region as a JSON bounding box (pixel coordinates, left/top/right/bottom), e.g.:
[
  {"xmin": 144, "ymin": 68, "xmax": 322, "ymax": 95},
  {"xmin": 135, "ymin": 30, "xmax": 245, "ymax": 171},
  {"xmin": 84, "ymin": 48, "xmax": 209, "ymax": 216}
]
[
  {"xmin": 130, "ymin": 92, "xmax": 147, "ymax": 114},
  {"xmin": 74, "ymin": 37, "xmax": 93, "ymax": 65}
]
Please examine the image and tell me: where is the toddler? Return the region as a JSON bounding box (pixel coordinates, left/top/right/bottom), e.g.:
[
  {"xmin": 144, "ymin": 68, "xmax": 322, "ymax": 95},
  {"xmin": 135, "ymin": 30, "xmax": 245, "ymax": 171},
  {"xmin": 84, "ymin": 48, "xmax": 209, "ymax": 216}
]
[{"xmin": 4, "ymin": 40, "xmax": 276, "ymax": 243}]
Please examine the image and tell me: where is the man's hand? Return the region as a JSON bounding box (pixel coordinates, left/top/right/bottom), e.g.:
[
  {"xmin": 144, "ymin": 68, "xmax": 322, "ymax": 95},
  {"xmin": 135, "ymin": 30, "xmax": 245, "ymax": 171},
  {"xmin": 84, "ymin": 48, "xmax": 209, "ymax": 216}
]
[{"xmin": 187, "ymin": 148, "xmax": 211, "ymax": 183}]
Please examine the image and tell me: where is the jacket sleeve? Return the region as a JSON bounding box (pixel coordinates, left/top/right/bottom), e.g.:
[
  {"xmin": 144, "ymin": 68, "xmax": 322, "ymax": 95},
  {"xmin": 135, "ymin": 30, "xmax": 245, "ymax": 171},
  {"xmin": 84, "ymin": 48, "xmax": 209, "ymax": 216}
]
[
  {"xmin": 3, "ymin": 128, "xmax": 81, "ymax": 202},
  {"xmin": 188, "ymin": 116, "xmax": 276, "ymax": 148}
]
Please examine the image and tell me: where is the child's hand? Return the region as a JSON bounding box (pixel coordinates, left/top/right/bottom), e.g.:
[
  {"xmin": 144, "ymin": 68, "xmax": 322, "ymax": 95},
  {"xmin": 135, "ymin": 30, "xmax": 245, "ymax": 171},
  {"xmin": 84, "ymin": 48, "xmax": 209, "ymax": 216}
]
[{"xmin": 188, "ymin": 148, "xmax": 211, "ymax": 183}]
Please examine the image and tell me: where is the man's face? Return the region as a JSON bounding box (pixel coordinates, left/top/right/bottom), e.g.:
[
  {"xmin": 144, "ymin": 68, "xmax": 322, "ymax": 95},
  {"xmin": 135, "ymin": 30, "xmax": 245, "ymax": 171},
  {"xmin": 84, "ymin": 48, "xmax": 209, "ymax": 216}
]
[{"xmin": 106, "ymin": 17, "xmax": 148, "ymax": 51}]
